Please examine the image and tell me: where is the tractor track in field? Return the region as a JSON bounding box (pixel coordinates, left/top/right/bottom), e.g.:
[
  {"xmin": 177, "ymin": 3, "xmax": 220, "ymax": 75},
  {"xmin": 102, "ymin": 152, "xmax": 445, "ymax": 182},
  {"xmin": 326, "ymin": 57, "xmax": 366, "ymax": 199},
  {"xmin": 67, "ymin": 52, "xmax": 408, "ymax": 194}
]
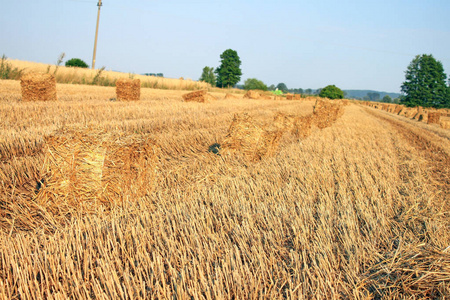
[{"xmin": 366, "ymin": 108, "xmax": 450, "ymax": 203}]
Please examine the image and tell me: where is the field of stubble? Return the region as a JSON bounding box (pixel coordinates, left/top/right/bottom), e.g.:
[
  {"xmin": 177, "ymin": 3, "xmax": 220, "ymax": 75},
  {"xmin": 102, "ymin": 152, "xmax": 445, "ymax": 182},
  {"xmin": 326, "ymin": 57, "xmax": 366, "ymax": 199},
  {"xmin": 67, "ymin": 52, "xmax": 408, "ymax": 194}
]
[{"xmin": 0, "ymin": 79, "xmax": 449, "ymax": 299}]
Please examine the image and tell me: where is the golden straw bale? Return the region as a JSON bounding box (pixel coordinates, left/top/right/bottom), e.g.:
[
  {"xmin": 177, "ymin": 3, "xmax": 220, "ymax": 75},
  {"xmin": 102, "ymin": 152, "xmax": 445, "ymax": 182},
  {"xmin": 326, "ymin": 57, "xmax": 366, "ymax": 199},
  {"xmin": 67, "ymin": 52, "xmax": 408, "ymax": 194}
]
[
  {"xmin": 243, "ymin": 90, "xmax": 261, "ymax": 99},
  {"xmin": 440, "ymin": 117, "xmax": 450, "ymax": 129},
  {"xmin": 35, "ymin": 127, "xmax": 160, "ymax": 212},
  {"xmin": 286, "ymin": 94, "xmax": 294, "ymax": 100},
  {"xmin": 182, "ymin": 90, "xmax": 213, "ymax": 103},
  {"xmin": 427, "ymin": 112, "xmax": 441, "ymax": 124},
  {"xmin": 224, "ymin": 93, "xmax": 238, "ymax": 99},
  {"xmin": 221, "ymin": 113, "xmax": 283, "ymax": 161},
  {"xmin": 294, "ymin": 94, "xmax": 301, "ymax": 100},
  {"xmin": 20, "ymin": 72, "xmax": 57, "ymax": 101},
  {"xmin": 273, "ymin": 112, "xmax": 296, "ymax": 132},
  {"xmin": 394, "ymin": 105, "xmax": 404, "ymax": 114},
  {"xmin": 312, "ymin": 99, "xmax": 344, "ymax": 129},
  {"xmin": 116, "ymin": 78, "xmax": 140, "ymax": 101}
]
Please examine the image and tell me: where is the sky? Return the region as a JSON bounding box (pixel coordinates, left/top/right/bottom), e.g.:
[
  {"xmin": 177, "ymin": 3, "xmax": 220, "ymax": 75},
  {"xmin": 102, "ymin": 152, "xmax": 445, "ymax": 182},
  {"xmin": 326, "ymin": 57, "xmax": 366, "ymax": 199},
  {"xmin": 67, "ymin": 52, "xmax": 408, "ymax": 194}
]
[{"xmin": 1, "ymin": 0, "xmax": 450, "ymax": 93}]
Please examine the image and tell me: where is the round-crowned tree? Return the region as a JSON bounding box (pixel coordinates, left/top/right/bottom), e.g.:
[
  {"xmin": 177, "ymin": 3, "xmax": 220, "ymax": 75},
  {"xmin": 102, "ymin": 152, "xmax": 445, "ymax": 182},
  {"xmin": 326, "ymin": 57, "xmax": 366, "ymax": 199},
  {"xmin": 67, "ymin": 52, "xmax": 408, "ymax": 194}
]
[
  {"xmin": 65, "ymin": 58, "xmax": 89, "ymax": 68},
  {"xmin": 215, "ymin": 49, "xmax": 242, "ymax": 88},
  {"xmin": 319, "ymin": 85, "xmax": 344, "ymax": 99}
]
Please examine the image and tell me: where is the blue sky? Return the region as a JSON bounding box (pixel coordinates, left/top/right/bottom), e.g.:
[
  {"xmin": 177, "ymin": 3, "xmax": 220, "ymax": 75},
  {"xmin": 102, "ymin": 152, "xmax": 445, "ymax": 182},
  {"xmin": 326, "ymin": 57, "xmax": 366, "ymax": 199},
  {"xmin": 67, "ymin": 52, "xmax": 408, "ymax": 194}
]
[{"xmin": 1, "ymin": 0, "xmax": 449, "ymax": 93}]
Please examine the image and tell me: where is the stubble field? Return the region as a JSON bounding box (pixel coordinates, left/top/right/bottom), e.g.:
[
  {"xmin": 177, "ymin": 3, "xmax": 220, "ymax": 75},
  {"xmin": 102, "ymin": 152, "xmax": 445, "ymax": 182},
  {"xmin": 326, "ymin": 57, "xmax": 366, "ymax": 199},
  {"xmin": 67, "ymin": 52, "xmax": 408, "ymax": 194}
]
[{"xmin": 0, "ymin": 79, "xmax": 449, "ymax": 299}]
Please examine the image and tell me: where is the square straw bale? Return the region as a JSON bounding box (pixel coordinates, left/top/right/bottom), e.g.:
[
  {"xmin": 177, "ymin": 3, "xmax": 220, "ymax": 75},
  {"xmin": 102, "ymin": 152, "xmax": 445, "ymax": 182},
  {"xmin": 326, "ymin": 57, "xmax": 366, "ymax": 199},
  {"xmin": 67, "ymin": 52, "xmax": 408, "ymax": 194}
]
[
  {"xmin": 20, "ymin": 72, "xmax": 57, "ymax": 101},
  {"xmin": 35, "ymin": 127, "xmax": 160, "ymax": 212},
  {"xmin": 286, "ymin": 94, "xmax": 294, "ymax": 100},
  {"xmin": 294, "ymin": 94, "xmax": 302, "ymax": 100},
  {"xmin": 440, "ymin": 117, "xmax": 450, "ymax": 129},
  {"xmin": 225, "ymin": 93, "xmax": 238, "ymax": 99},
  {"xmin": 291, "ymin": 115, "xmax": 313, "ymax": 139},
  {"xmin": 427, "ymin": 112, "xmax": 441, "ymax": 124},
  {"xmin": 243, "ymin": 90, "xmax": 261, "ymax": 99},
  {"xmin": 182, "ymin": 90, "xmax": 214, "ymax": 103},
  {"xmin": 221, "ymin": 113, "xmax": 283, "ymax": 161},
  {"xmin": 273, "ymin": 112, "xmax": 296, "ymax": 132},
  {"xmin": 116, "ymin": 78, "xmax": 141, "ymax": 101},
  {"xmin": 312, "ymin": 99, "xmax": 344, "ymax": 129}
]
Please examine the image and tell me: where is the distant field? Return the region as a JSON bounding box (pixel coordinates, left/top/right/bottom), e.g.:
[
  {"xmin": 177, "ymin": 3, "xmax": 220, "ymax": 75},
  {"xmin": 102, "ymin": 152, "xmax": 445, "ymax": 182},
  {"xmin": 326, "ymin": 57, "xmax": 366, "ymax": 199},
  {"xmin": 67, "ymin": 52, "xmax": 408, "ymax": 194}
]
[
  {"xmin": 5, "ymin": 59, "xmax": 212, "ymax": 90},
  {"xmin": 0, "ymin": 79, "xmax": 449, "ymax": 299}
]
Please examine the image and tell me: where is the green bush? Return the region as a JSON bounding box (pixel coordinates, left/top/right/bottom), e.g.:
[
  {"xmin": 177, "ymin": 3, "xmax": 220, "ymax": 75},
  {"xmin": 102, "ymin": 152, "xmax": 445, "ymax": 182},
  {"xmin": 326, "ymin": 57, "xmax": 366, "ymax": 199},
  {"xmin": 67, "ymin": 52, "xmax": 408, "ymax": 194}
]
[
  {"xmin": 244, "ymin": 78, "xmax": 268, "ymax": 91},
  {"xmin": 65, "ymin": 58, "xmax": 89, "ymax": 68},
  {"xmin": 319, "ymin": 85, "xmax": 344, "ymax": 99}
]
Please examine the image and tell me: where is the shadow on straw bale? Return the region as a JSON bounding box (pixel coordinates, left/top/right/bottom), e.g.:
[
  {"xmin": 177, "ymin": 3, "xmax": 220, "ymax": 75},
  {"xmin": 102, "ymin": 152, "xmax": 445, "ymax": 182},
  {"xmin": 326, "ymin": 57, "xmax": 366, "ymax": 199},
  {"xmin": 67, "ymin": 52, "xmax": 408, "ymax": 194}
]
[
  {"xmin": 221, "ymin": 113, "xmax": 283, "ymax": 161},
  {"xmin": 427, "ymin": 112, "xmax": 441, "ymax": 124},
  {"xmin": 116, "ymin": 78, "xmax": 140, "ymax": 101},
  {"xmin": 20, "ymin": 72, "xmax": 57, "ymax": 102},
  {"xmin": 35, "ymin": 127, "xmax": 160, "ymax": 213}
]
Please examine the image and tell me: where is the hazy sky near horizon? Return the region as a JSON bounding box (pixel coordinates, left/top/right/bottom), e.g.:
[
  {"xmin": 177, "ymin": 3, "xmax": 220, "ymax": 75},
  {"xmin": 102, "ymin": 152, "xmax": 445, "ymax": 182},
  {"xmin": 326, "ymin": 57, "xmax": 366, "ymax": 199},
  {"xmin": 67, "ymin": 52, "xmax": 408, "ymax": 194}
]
[{"xmin": 1, "ymin": 0, "xmax": 449, "ymax": 93}]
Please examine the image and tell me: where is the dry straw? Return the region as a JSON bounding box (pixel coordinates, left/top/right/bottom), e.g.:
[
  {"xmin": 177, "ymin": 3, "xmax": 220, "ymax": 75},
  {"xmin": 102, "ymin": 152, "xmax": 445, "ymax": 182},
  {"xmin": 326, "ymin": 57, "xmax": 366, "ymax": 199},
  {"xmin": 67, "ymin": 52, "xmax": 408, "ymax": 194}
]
[
  {"xmin": 224, "ymin": 93, "xmax": 238, "ymax": 100},
  {"xmin": 286, "ymin": 94, "xmax": 294, "ymax": 100},
  {"xmin": 427, "ymin": 112, "xmax": 441, "ymax": 124},
  {"xmin": 312, "ymin": 99, "xmax": 344, "ymax": 129},
  {"xmin": 182, "ymin": 90, "xmax": 216, "ymax": 103},
  {"xmin": 35, "ymin": 127, "xmax": 160, "ymax": 213},
  {"xmin": 20, "ymin": 72, "xmax": 57, "ymax": 101},
  {"xmin": 243, "ymin": 90, "xmax": 261, "ymax": 99},
  {"xmin": 116, "ymin": 78, "xmax": 140, "ymax": 101},
  {"xmin": 273, "ymin": 112, "xmax": 313, "ymax": 139},
  {"xmin": 221, "ymin": 113, "xmax": 283, "ymax": 161}
]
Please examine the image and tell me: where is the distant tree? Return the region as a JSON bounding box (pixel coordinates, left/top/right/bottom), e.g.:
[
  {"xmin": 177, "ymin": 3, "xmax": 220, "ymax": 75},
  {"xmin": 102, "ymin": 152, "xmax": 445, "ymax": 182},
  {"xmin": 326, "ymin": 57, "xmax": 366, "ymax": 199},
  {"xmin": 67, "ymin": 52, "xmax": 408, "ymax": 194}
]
[
  {"xmin": 401, "ymin": 54, "xmax": 449, "ymax": 108},
  {"xmin": 297, "ymin": 88, "xmax": 304, "ymax": 94},
  {"xmin": 305, "ymin": 88, "xmax": 312, "ymax": 94},
  {"xmin": 276, "ymin": 83, "xmax": 288, "ymax": 92},
  {"xmin": 315, "ymin": 88, "xmax": 322, "ymax": 95},
  {"xmin": 268, "ymin": 84, "xmax": 276, "ymax": 91},
  {"xmin": 367, "ymin": 92, "xmax": 380, "ymax": 101},
  {"xmin": 393, "ymin": 97, "xmax": 401, "ymax": 104},
  {"xmin": 319, "ymin": 85, "xmax": 344, "ymax": 99},
  {"xmin": 382, "ymin": 95, "xmax": 392, "ymax": 103},
  {"xmin": 244, "ymin": 78, "xmax": 268, "ymax": 91},
  {"xmin": 215, "ymin": 49, "xmax": 242, "ymax": 88},
  {"xmin": 199, "ymin": 66, "xmax": 216, "ymax": 86},
  {"xmin": 65, "ymin": 58, "xmax": 89, "ymax": 68}
]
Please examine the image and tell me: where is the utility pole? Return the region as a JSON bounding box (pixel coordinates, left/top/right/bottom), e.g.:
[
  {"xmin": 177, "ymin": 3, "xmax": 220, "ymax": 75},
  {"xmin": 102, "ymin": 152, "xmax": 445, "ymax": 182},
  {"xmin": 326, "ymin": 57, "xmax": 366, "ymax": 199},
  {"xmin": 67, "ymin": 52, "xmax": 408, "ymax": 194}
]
[{"xmin": 92, "ymin": 0, "xmax": 102, "ymax": 69}]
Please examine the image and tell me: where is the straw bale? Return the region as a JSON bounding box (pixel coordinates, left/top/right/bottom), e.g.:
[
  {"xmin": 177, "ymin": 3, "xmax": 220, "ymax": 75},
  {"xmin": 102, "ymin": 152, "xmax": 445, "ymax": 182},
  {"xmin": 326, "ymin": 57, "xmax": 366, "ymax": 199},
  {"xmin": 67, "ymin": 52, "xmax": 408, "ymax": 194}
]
[
  {"xmin": 427, "ymin": 112, "xmax": 441, "ymax": 124},
  {"xmin": 182, "ymin": 90, "xmax": 213, "ymax": 103},
  {"xmin": 35, "ymin": 127, "xmax": 160, "ymax": 212},
  {"xmin": 243, "ymin": 90, "xmax": 261, "ymax": 99},
  {"xmin": 416, "ymin": 113, "xmax": 428, "ymax": 123},
  {"xmin": 294, "ymin": 94, "xmax": 301, "ymax": 100},
  {"xmin": 273, "ymin": 112, "xmax": 296, "ymax": 132},
  {"xmin": 224, "ymin": 93, "xmax": 238, "ymax": 100},
  {"xmin": 286, "ymin": 94, "xmax": 294, "ymax": 100},
  {"xmin": 116, "ymin": 78, "xmax": 140, "ymax": 101},
  {"xmin": 440, "ymin": 117, "xmax": 450, "ymax": 129},
  {"xmin": 312, "ymin": 99, "xmax": 345, "ymax": 129},
  {"xmin": 221, "ymin": 113, "xmax": 283, "ymax": 161},
  {"xmin": 20, "ymin": 72, "xmax": 57, "ymax": 101},
  {"xmin": 262, "ymin": 94, "xmax": 272, "ymax": 100},
  {"xmin": 274, "ymin": 96, "xmax": 282, "ymax": 100}
]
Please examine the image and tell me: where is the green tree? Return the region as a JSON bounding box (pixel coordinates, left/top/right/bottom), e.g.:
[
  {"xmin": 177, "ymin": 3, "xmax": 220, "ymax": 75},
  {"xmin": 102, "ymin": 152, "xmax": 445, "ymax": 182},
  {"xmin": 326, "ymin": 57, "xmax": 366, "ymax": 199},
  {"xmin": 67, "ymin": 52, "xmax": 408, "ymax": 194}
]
[
  {"xmin": 244, "ymin": 78, "xmax": 268, "ymax": 91},
  {"xmin": 65, "ymin": 58, "xmax": 89, "ymax": 68},
  {"xmin": 215, "ymin": 49, "xmax": 242, "ymax": 88},
  {"xmin": 382, "ymin": 95, "xmax": 392, "ymax": 103},
  {"xmin": 319, "ymin": 85, "xmax": 344, "ymax": 99},
  {"xmin": 401, "ymin": 54, "xmax": 449, "ymax": 108},
  {"xmin": 305, "ymin": 88, "xmax": 312, "ymax": 94},
  {"xmin": 276, "ymin": 83, "xmax": 288, "ymax": 92},
  {"xmin": 199, "ymin": 66, "xmax": 216, "ymax": 86}
]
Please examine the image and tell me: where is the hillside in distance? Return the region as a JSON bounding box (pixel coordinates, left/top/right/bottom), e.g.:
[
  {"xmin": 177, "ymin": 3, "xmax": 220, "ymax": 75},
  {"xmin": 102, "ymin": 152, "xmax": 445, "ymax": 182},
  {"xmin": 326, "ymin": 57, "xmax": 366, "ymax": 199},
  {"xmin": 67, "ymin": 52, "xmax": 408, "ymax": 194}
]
[{"xmin": 343, "ymin": 90, "xmax": 401, "ymax": 100}]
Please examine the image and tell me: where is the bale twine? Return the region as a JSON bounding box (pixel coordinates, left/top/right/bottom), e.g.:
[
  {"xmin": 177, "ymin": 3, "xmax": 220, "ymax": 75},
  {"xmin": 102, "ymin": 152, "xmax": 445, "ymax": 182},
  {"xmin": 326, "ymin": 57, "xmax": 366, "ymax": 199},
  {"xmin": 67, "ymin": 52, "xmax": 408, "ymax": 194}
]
[
  {"xmin": 427, "ymin": 112, "xmax": 441, "ymax": 124},
  {"xmin": 225, "ymin": 93, "xmax": 238, "ymax": 100},
  {"xmin": 116, "ymin": 78, "xmax": 140, "ymax": 101},
  {"xmin": 35, "ymin": 127, "xmax": 160, "ymax": 212},
  {"xmin": 20, "ymin": 72, "xmax": 57, "ymax": 102},
  {"xmin": 312, "ymin": 99, "xmax": 344, "ymax": 129},
  {"xmin": 182, "ymin": 90, "xmax": 214, "ymax": 103},
  {"xmin": 243, "ymin": 90, "xmax": 261, "ymax": 99},
  {"xmin": 221, "ymin": 113, "xmax": 283, "ymax": 161}
]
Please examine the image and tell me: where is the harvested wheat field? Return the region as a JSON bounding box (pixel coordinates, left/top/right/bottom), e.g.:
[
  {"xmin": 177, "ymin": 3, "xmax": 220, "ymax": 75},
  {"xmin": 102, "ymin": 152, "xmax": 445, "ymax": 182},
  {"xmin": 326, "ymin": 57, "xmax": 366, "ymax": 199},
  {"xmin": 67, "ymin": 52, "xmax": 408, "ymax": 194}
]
[{"xmin": 0, "ymin": 79, "xmax": 449, "ymax": 299}]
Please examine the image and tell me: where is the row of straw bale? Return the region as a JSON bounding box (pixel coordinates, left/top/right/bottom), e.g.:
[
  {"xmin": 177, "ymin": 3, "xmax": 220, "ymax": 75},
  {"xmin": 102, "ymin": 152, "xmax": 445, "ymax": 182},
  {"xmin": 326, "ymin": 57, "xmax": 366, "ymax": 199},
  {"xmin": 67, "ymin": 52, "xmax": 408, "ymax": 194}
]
[
  {"xmin": 19, "ymin": 73, "xmax": 142, "ymax": 102},
  {"xmin": 361, "ymin": 101, "xmax": 449, "ymax": 129}
]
